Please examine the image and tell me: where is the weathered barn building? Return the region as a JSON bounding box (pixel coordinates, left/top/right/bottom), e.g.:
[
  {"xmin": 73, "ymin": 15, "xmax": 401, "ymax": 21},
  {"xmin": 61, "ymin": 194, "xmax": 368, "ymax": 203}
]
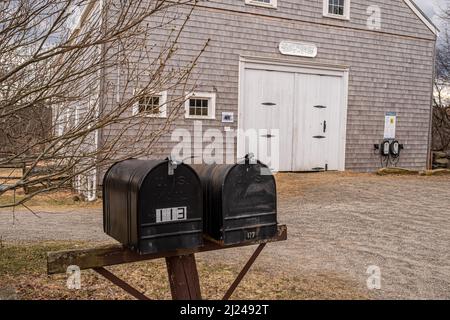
[{"xmin": 72, "ymin": 0, "xmax": 438, "ymax": 197}]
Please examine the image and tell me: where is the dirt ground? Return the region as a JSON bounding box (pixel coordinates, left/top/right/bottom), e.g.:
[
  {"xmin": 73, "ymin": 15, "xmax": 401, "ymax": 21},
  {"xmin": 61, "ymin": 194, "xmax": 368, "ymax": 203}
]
[{"xmin": 1, "ymin": 172, "xmax": 450, "ymax": 300}]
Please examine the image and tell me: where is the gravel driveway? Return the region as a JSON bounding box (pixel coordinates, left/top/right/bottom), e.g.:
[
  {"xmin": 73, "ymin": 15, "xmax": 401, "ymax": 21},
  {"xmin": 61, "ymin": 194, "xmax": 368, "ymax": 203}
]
[{"xmin": 1, "ymin": 172, "xmax": 450, "ymax": 299}]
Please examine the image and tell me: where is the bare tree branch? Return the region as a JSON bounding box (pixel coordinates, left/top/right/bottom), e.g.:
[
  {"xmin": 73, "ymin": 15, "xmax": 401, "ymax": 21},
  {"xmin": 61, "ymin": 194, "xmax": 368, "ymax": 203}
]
[
  {"xmin": 0, "ymin": 0, "xmax": 209, "ymax": 207},
  {"xmin": 432, "ymin": 3, "xmax": 450, "ymax": 152}
]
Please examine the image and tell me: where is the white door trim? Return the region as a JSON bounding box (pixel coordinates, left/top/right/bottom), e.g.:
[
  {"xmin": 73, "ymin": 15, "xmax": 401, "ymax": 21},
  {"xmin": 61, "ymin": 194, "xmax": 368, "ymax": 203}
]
[
  {"xmin": 240, "ymin": 56, "xmax": 350, "ymax": 73},
  {"xmin": 338, "ymin": 71, "xmax": 349, "ymax": 171},
  {"xmin": 238, "ymin": 57, "xmax": 349, "ymax": 171}
]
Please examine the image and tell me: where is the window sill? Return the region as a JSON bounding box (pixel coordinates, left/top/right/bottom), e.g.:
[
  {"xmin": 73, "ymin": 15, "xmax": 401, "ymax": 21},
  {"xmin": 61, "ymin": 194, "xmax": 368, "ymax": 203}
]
[
  {"xmin": 185, "ymin": 116, "xmax": 216, "ymax": 120},
  {"xmin": 323, "ymin": 13, "xmax": 350, "ymax": 21},
  {"xmin": 245, "ymin": 1, "xmax": 277, "ymax": 9},
  {"xmin": 142, "ymin": 114, "xmax": 167, "ymax": 119}
]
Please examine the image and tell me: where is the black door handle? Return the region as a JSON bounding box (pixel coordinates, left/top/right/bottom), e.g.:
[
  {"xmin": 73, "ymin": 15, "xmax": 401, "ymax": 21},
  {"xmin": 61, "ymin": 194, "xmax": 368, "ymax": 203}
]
[{"xmin": 323, "ymin": 121, "xmax": 327, "ymax": 133}]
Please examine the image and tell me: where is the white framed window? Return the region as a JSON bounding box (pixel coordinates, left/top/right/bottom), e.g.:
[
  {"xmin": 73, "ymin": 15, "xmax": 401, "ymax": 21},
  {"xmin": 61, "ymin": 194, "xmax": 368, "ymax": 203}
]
[
  {"xmin": 323, "ymin": 0, "xmax": 350, "ymax": 20},
  {"xmin": 132, "ymin": 91, "xmax": 167, "ymax": 118},
  {"xmin": 245, "ymin": 0, "xmax": 277, "ymax": 9},
  {"xmin": 185, "ymin": 92, "xmax": 216, "ymax": 120}
]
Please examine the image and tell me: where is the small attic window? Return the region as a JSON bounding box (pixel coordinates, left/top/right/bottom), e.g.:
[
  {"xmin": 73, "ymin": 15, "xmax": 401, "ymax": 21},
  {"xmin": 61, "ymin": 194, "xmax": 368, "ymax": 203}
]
[{"xmin": 323, "ymin": 0, "xmax": 350, "ymax": 20}]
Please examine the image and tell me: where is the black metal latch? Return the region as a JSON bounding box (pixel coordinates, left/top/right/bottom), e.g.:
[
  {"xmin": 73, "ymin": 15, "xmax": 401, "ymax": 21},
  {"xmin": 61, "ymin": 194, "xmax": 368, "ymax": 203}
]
[{"xmin": 262, "ymin": 134, "xmax": 276, "ymax": 138}]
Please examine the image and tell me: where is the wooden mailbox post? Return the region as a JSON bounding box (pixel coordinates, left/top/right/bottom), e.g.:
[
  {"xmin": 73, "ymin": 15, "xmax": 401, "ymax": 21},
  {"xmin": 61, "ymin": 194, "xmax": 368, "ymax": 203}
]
[{"xmin": 47, "ymin": 225, "xmax": 287, "ymax": 300}]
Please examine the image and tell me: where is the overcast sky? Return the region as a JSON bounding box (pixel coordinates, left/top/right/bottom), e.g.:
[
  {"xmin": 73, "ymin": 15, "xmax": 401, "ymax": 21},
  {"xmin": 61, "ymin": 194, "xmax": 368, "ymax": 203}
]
[{"xmin": 415, "ymin": 0, "xmax": 448, "ymax": 29}]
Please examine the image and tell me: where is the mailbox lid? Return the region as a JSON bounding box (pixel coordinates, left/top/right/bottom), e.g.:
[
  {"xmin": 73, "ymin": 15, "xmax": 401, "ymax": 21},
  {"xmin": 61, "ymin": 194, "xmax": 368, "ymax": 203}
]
[
  {"xmin": 103, "ymin": 159, "xmax": 203, "ymax": 255},
  {"xmin": 103, "ymin": 159, "xmax": 165, "ymax": 246},
  {"xmin": 138, "ymin": 162, "xmax": 203, "ymax": 254},
  {"xmin": 222, "ymin": 162, "xmax": 278, "ymax": 244},
  {"xmin": 193, "ymin": 162, "xmax": 278, "ymax": 245}
]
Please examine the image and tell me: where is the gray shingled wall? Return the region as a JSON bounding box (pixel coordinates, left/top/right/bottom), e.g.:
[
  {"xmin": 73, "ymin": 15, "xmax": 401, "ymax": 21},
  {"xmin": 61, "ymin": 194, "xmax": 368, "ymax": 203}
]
[{"xmin": 100, "ymin": 0, "xmax": 436, "ymax": 172}]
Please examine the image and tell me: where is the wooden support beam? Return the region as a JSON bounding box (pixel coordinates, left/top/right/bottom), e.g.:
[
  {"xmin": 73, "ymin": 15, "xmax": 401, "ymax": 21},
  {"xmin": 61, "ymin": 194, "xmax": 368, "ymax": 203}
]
[
  {"xmin": 223, "ymin": 243, "xmax": 266, "ymax": 300},
  {"xmin": 47, "ymin": 225, "xmax": 287, "ymax": 275},
  {"xmin": 166, "ymin": 254, "xmax": 202, "ymax": 300},
  {"xmin": 93, "ymin": 267, "xmax": 150, "ymax": 300}
]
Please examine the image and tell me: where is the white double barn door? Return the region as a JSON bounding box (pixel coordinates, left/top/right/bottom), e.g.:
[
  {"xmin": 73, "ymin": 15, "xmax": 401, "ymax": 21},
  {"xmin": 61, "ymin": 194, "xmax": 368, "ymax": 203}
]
[{"xmin": 240, "ymin": 63, "xmax": 347, "ymax": 172}]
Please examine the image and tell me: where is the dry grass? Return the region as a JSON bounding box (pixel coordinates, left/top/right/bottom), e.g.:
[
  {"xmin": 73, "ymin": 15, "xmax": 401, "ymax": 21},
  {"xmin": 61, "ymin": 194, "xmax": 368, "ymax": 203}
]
[
  {"xmin": 376, "ymin": 168, "xmax": 420, "ymax": 175},
  {"xmin": 0, "ymin": 171, "xmax": 386, "ymax": 209},
  {"xmin": 275, "ymin": 171, "xmax": 374, "ymax": 198},
  {"xmin": 0, "ymin": 190, "xmax": 102, "ymax": 210},
  {"xmin": 0, "ymin": 167, "xmax": 101, "ymax": 209},
  {"xmin": 0, "ymin": 242, "xmax": 370, "ymax": 300},
  {"xmin": 420, "ymin": 169, "xmax": 450, "ymax": 176},
  {"xmin": 0, "ymin": 168, "xmax": 22, "ymax": 180}
]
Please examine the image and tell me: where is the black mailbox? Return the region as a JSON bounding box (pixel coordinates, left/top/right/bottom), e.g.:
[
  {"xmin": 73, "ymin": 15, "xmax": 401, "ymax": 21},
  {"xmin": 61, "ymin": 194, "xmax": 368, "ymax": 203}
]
[
  {"xmin": 193, "ymin": 159, "xmax": 278, "ymax": 245},
  {"xmin": 103, "ymin": 159, "xmax": 203, "ymax": 254}
]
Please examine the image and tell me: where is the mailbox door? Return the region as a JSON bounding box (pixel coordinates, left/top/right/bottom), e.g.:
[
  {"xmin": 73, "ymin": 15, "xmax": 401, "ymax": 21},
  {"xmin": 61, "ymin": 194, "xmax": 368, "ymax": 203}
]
[
  {"xmin": 138, "ymin": 163, "xmax": 203, "ymax": 254},
  {"xmin": 222, "ymin": 163, "xmax": 278, "ymax": 244}
]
